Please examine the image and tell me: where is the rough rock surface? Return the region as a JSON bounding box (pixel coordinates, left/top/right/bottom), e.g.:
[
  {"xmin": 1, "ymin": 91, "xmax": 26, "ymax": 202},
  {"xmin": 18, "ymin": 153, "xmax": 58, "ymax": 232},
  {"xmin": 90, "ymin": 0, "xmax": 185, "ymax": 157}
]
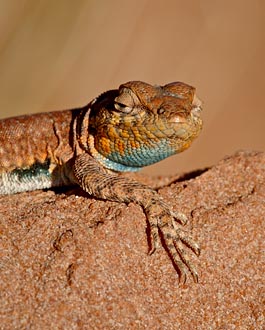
[{"xmin": 0, "ymin": 151, "xmax": 264, "ymax": 329}]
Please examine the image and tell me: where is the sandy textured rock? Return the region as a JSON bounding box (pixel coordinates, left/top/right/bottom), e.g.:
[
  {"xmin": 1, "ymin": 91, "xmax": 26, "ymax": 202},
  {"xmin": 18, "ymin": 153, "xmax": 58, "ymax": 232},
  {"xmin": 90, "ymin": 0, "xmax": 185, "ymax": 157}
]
[{"xmin": 0, "ymin": 151, "xmax": 264, "ymax": 329}]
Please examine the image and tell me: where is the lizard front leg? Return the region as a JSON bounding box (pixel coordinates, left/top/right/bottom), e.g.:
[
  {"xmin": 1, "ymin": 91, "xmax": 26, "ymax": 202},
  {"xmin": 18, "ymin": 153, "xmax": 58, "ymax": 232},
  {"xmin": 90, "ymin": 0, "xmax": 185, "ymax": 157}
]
[{"xmin": 73, "ymin": 153, "xmax": 200, "ymax": 283}]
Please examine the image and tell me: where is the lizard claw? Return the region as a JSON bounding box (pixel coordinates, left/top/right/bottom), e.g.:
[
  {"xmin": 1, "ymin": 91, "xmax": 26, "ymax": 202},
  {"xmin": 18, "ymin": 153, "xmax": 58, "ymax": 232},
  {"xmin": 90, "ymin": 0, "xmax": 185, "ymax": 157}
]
[
  {"xmin": 148, "ymin": 224, "xmax": 160, "ymax": 255},
  {"xmin": 146, "ymin": 201, "xmax": 200, "ymax": 283},
  {"xmin": 170, "ymin": 210, "xmax": 188, "ymax": 225}
]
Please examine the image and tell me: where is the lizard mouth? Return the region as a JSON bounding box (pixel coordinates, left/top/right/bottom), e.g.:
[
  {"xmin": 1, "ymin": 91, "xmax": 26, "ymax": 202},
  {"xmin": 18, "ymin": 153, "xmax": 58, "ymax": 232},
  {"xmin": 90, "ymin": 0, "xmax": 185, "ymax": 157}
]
[
  {"xmin": 169, "ymin": 94, "xmax": 202, "ymax": 124},
  {"xmin": 191, "ymin": 94, "xmax": 203, "ymax": 118}
]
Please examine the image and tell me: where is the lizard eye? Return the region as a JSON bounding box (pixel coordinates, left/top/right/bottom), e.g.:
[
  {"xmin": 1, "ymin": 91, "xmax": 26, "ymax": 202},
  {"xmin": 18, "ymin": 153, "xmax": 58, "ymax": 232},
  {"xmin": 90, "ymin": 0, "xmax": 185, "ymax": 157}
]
[
  {"xmin": 157, "ymin": 107, "xmax": 165, "ymax": 115},
  {"xmin": 114, "ymin": 102, "xmax": 133, "ymax": 113}
]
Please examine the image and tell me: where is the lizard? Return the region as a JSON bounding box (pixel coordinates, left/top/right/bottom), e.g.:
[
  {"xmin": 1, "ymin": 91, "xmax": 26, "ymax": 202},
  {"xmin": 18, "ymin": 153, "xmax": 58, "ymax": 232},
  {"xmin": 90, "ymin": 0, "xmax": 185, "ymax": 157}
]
[{"xmin": 0, "ymin": 81, "xmax": 203, "ymax": 283}]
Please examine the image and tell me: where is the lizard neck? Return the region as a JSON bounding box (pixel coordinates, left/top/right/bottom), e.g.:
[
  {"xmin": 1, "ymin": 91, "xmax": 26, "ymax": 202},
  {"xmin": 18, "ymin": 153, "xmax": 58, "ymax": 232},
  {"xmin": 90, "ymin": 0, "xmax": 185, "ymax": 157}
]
[
  {"xmin": 73, "ymin": 105, "xmax": 143, "ymax": 172},
  {"xmin": 88, "ymin": 135, "xmax": 142, "ymax": 172}
]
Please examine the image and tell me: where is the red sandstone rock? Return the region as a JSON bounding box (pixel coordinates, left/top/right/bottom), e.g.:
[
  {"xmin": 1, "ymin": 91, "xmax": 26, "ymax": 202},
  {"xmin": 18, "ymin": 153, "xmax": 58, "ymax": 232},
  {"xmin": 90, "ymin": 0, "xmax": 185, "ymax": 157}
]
[{"xmin": 0, "ymin": 151, "xmax": 264, "ymax": 329}]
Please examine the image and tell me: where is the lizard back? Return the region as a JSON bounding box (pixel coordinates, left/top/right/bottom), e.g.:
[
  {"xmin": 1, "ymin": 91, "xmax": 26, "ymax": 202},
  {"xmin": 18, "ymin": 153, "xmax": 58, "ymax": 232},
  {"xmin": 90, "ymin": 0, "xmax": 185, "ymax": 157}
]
[{"xmin": 0, "ymin": 110, "xmax": 75, "ymax": 193}]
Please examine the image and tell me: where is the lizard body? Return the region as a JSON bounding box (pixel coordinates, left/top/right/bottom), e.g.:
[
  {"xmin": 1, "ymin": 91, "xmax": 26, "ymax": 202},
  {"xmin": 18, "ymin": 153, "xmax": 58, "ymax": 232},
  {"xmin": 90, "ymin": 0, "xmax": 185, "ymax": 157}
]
[{"xmin": 0, "ymin": 81, "xmax": 203, "ymax": 282}]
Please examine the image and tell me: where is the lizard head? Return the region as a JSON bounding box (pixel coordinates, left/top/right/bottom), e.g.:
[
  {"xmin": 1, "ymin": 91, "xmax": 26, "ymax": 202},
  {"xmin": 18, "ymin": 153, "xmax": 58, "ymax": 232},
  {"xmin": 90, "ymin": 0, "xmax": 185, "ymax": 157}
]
[{"xmin": 88, "ymin": 81, "xmax": 203, "ymax": 172}]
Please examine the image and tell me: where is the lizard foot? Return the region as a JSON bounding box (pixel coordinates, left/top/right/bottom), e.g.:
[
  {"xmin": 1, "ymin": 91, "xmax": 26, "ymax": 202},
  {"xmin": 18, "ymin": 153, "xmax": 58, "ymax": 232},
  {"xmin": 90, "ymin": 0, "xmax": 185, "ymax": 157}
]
[
  {"xmin": 73, "ymin": 153, "xmax": 200, "ymax": 283},
  {"xmin": 145, "ymin": 200, "xmax": 200, "ymax": 284}
]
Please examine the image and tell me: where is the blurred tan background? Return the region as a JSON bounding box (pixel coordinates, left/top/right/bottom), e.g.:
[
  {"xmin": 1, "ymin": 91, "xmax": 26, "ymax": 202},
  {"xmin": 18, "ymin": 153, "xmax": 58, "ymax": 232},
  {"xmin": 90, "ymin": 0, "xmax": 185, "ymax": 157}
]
[{"xmin": 0, "ymin": 0, "xmax": 264, "ymax": 175}]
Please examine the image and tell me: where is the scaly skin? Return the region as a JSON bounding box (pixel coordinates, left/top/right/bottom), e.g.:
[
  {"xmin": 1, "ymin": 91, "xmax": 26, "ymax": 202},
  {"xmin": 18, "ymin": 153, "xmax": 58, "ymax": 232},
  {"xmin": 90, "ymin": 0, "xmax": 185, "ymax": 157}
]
[{"xmin": 0, "ymin": 81, "xmax": 203, "ymax": 283}]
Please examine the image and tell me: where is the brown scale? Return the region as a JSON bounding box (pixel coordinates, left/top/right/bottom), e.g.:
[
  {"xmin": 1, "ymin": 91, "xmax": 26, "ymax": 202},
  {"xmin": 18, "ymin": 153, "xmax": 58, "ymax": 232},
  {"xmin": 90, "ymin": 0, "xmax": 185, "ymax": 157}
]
[{"xmin": 0, "ymin": 111, "xmax": 74, "ymax": 172}]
